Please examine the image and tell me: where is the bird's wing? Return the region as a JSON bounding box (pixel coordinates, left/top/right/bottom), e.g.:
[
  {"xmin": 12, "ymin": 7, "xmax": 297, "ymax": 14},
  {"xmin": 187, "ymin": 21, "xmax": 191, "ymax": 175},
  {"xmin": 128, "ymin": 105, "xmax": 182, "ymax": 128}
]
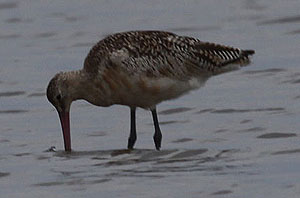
[{"xmin": 84, "ymin": 31, "xmax": 254, "ymax": 79}]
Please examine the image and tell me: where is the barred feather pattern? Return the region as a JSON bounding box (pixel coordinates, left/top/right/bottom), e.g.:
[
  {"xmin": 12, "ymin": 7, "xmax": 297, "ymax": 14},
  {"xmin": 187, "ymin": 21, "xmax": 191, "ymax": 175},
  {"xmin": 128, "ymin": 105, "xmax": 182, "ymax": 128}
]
[{"xmin": 84, "ymin": 31, "xmax": 254, "ymax": 80}]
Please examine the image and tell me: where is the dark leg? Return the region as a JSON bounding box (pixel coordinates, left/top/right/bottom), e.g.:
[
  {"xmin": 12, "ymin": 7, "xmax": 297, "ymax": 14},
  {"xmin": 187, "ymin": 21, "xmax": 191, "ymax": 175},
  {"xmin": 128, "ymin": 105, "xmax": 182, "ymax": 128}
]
[
  {"xmin": 151, "ymin": 108, "xmax": 162, "ymax": 150},
  {"xmin": 127, "ymin": 107, "xmax": 137, "ymax": 149}
]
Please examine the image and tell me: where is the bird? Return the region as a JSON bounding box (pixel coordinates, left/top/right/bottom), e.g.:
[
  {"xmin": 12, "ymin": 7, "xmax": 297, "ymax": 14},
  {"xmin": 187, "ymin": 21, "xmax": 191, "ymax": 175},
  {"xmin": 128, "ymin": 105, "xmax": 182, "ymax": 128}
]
[{"xmin": 46, "ymin": 30, "xmax": 255, "ymax": 152}]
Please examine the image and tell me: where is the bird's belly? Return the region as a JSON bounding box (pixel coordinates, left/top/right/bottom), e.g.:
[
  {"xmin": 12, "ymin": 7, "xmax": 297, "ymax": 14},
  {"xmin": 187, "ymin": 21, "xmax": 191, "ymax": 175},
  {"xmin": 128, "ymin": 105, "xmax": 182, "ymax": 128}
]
[
  {"xmin": 115, "ymin": 76, "xmax": 208, "ymax": 108},
  {"xmin": 93, "ymin": 68, "xmax": 209, "ymax": 108}
]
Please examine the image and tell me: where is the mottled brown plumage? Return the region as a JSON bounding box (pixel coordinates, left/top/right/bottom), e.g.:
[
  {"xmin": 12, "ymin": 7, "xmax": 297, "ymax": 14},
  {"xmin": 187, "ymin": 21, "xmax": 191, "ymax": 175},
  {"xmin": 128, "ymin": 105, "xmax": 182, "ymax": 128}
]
[
  {"xmin": 84, "ymin": 31, "xmax": 254, "ymax": 77},
  {"xmin": 47, "ymin": 30, "xmax": 255, "ymax": 151}
]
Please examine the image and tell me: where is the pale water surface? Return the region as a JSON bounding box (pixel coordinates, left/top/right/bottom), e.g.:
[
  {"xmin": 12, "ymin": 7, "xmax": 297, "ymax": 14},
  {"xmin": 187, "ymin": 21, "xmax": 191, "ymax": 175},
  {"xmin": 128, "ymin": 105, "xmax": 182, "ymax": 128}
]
[{"xmin": 1, "ymin": 0, "xmax": 300, "ymax": 197}]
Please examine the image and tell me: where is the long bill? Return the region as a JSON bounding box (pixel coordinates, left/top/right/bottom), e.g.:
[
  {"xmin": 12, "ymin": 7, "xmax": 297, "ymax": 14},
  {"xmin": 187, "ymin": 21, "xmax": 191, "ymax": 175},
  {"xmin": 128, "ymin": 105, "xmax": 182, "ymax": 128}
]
[{"xmin": 58, "ymin": 111, "xmax": 71, "ymax": 152}]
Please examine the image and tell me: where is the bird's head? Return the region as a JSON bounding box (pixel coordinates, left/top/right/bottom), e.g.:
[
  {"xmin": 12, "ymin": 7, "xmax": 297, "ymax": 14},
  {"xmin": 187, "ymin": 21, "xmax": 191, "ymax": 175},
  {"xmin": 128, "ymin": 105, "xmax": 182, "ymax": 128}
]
[
  {"xmin": 47, "ymin": 73, "xmax": 73, "ymax": 112},
  {"xmin": 47, "ymin": 72, "xmax": 73, "ymax": 151}
]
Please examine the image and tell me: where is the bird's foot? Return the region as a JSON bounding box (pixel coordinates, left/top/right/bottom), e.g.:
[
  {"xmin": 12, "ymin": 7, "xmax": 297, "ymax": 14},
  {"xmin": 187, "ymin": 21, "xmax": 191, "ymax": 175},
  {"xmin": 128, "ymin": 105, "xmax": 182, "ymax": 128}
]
[
  {"xmin": 127, "ymin": 136, "xmax": 136, "ymax": 150},
  {"xmin": 153, "ymin": 132, "xmax": 162, "ymax": 150}
]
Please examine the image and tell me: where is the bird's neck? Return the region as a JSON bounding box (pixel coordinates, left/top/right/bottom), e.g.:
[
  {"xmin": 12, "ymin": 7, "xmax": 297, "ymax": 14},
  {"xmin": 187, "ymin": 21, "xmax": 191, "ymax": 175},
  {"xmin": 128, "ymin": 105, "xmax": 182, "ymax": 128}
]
[{"xmin": 64, "ymin": 69, "xmax": 113, "ymax": 107}]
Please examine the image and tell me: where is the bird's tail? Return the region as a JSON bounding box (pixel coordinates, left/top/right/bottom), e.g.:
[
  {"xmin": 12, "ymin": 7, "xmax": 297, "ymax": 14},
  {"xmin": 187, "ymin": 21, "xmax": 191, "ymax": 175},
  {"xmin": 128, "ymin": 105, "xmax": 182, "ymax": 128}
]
[
  {"xmin": 211, "ymin": 48, "xmax": 255, "ymax": 75},
  {"xmin": 220, "ymin": 49, "xmax": 255, "ymax": 67}
]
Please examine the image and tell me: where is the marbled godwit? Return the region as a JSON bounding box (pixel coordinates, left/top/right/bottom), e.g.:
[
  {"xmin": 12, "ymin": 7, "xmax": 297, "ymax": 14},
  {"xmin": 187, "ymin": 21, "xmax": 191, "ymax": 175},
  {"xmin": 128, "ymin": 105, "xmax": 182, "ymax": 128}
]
[{"xmin": 47, "ymin": 30, "xmax": 255, "ymax": 151}]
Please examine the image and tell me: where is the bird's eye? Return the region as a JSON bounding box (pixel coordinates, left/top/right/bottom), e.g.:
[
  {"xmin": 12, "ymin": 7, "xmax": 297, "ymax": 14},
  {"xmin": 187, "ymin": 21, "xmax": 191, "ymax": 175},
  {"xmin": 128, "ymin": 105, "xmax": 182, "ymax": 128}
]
[{"xmin": 56, "ymin": 94, "xmax": 61, "ymax": 100}]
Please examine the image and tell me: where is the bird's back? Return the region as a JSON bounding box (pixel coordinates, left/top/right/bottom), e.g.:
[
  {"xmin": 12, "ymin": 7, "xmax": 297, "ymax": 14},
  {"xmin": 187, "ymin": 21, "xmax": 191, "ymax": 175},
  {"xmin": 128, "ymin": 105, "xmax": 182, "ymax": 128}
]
[{"xmin": 83, "ymin": 31, "xmax": 254, "ymax": 79}]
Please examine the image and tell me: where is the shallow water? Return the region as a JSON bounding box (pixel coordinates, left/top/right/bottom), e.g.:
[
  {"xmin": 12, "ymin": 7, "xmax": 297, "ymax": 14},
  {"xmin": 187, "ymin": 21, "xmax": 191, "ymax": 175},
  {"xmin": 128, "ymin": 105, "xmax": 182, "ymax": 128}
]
[{"xmin": 1, "ymin": 0, "xmax": 300, "ymax": 197}]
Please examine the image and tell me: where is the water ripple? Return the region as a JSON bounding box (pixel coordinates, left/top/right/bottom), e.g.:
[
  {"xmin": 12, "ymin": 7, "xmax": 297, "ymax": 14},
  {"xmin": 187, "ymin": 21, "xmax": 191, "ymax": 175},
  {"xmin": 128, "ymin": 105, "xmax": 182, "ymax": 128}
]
[
  {"xmin": 5, "ymin": 18, "xmax": 33, "ymax": 24},
  {"xmin": 0, "ymin": 110, "xmax": 29, "ymax": 114},
  {"xmin": 27, "ymin": 92, "xmax": 45, "ymax": 97},
  {"xmin": 211, "ymin": 190, "xmax": 233, "ymax": 195},
  {"xmin": 159, "ymin": 107, "xmax": 194, "ymax": 115},
  {"xmin": 257, "ymin": 133, "xmax": 297, "ymax": 139},
  {"xmin": 288, "ymin": 29, "xmax": 300, "ymax": 35},
  {"xmin": 0, "ymin": 172, "xmax": 10, "ymax": 178},
  {"xmin": 238, "ymin": 127, "xmax": 266, "ymax": 133},
  {"xmin": 196, "ymin": 108, "xmax": 285, "ymax": 114},
  {"xmin": 71, "ymin": 42, "xmax": 94, "ymax": 48},
  {"xmin": 0, "ymin": 34, "xmax": 21, "ymax": 39},
  {"xmin": 272, "ymin": 149, "xmax": 300, "ymax": 155},
  {"xmin": 33, "ymin": 178, "xmax": 110, "ymax": 187},
  {"xmin": 168, "ymin": 26, "xmax": 220, "ymax": 32},
  {"xmin": 242, "ymin": 68, "xmax": 286, "ymax": 75},
  {"xmin": 258, "ymin": 15, "xmax": 300, "ymax": 25},
  {"xmin": 34, "ymin": 32, "xmax": 57, "ymax": 38},
  {"xmin": 171, "ymin": 138, "xmax": 193, "ymax": 143},
  {"xmin": 0, "ymin": 91, "xmax": 25, "ymax": 97},
  {"xmin": 0, "ymin": 2, "xmax": 18, "ymax": 10}
]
